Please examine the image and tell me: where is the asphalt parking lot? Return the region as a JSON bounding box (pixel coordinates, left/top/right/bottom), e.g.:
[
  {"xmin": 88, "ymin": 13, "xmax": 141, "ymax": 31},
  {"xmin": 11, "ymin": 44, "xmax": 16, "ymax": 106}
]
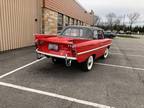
[{"xmin": 0, "ymin": 37, "xmax": 144, "ymax": 108}]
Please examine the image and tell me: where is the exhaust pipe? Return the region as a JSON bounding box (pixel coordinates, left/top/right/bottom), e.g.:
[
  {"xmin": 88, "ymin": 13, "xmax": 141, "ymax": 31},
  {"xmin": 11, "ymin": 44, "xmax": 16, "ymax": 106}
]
[
  {"xmin": 65, "ymin": 54, "xmax": 72, "ymax": 67},
  {"xmin": 36, "ymin": 53, "xmax": 43, "ymax": 59}
]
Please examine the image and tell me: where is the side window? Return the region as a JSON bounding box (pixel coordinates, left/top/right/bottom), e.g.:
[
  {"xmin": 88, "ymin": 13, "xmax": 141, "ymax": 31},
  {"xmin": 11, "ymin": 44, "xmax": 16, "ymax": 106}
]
[
  {"xmin": 71, "ymin": 28, "xmax": 80, "ymax": 37},
  {"xmin": 80, "ymin": 29, "xmax": 83, "ymax": 37},
  {"xmin": 98, "ymin": 30, "xmax": 104, "ymax": 39},
  {"xmin": 62, "ymin": 28, "xmax": 81, "ymax": 37},
  {"xmin": 94, "ymin": 30, "xmax": 98, "ymax": 39},
  {"xmin": 63, "ymin": 28, "xmax": 71, "ymax": 36},
  {"xmin": 82, "ymin": 28, "xmax": 93, "ymax": 39}
]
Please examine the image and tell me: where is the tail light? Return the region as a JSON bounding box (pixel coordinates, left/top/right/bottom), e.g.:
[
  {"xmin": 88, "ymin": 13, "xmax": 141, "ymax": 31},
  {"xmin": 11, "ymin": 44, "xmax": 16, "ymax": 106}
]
[
  {"xmin": 35, "ymin": 40, "xmax": 45, "ymax": 49},
  {"xmin": 60, "ymin": 44, "xmax": 77, "ymax": 56},
  {"xmin": 68, "ymin": 45, "xmax": 77, "ymax": 56}
]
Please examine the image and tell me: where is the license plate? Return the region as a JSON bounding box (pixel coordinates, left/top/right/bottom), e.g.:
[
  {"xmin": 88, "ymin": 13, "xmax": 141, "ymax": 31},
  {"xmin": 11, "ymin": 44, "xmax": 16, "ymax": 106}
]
[{"xmin": 48, "ymin": 44, "xmax": 58, "ymax": 51}]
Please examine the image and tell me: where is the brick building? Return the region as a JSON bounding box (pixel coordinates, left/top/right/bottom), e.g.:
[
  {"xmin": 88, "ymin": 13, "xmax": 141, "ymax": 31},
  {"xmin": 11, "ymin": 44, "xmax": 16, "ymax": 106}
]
[
  {"xmin": 0, "ymin": 0, "xmax": 95, "ymax": 51},
  {"xmin": 43, "ymin": 0, "xmax": 95, "ymax": 34}
]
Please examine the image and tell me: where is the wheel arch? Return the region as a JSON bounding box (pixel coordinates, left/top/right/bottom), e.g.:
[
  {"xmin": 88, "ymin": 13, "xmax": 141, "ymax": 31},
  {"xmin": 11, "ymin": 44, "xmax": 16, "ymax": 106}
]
[
  {"xmin": 107, "ymin": 45, "xmax": 111, "ymax": 49},
  {"xmin": 92, "ymin": 54, "xmax": 96, "ymax": 60}
]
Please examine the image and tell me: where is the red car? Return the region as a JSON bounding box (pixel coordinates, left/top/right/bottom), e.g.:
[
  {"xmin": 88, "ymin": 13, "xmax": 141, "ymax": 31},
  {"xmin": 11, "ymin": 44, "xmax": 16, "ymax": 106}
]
[{"xmin": 35, "ymin": 26, "xmax": 112, "ymax": 71}]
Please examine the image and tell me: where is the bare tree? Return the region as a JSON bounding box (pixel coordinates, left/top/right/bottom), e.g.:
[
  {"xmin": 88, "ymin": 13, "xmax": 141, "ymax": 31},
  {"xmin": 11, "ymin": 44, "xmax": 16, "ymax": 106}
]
[
  {"xmin": 106, "ymin": 13, "xmax": 116, "ymax": 30},
  {"xmin": 127, "ymin": 12, "xmax": 140, "ymax": 30},
  {"xmin": 114, "ymin": 18, "xmax": 121, "ymax": 25}
]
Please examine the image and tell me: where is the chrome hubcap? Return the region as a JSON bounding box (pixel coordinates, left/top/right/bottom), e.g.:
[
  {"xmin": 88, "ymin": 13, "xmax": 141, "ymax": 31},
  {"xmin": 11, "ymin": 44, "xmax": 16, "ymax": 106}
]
[
  {"xmin": 104, "ymin": 48, "xmax": 109, "ymax": 58},
  {"xmin": 87, "ymin": 56, "xmax": 93, "ymax": 70}
]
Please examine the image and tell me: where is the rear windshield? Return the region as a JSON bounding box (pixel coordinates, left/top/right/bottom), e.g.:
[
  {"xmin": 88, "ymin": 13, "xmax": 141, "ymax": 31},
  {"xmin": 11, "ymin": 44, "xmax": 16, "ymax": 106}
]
[{"xmin": 61, "ymin": 27, "xmax": 93, "ymax": 39}]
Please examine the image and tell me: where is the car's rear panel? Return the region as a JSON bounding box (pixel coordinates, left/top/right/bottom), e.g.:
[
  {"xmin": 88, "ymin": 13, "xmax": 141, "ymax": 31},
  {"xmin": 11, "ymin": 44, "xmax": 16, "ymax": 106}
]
[{"xmin": 35, "ymin": 34, "xmax": 89, "ymax": 60}]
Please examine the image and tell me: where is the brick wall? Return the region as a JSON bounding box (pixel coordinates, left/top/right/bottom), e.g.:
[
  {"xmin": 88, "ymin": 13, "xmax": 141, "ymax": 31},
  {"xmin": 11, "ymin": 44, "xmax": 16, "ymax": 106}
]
[
  {"xmin": 44, "ymin": 0, "xmax": 94, "ymax": 25},
  {"xmin": 43, "ymin": 8, "xmax": 90, "ymax": 34},
  {"xmin": 43, "ymin": 8, "xmax": 58, "ymax": 34}
]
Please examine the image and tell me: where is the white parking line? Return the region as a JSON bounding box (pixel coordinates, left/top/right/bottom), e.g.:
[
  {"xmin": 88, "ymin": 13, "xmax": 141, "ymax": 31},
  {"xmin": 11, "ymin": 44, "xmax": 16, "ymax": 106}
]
[
  {"xmin": 95, "ymin": 63, "xmax": 144, "ymax": 71},
  {"xmin": 0, "ymin": 57, "xmax": 46, "ymax": 79},
  {"xmin": 110, "ymin": 52, "xmax": 144, "ymax": 58},
  {"xmin": 0, "ymin": 82, "xmax": 114, "ymax": 108},
  {"xmin": 111, "ymin": 47, "xmax": 144, "ymax": 52}
]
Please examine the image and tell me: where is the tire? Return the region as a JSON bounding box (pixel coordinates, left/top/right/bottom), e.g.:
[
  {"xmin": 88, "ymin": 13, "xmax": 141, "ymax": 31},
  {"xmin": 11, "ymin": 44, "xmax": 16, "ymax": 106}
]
[
  {"xmin": 81, "ymin": 56, "xmax": 94, "ymax": 72},
  {"xmin": 103, "ymin": 48, "xmax": 109, "ymax": 59}
]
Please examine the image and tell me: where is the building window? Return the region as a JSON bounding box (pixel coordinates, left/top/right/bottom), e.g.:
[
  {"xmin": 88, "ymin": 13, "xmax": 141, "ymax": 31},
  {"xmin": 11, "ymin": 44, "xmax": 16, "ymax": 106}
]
[
  {"xmin": 76, "ymin": 20, "xmax": 78, "ymax": 25},
  {"xmin": 79, "ymin": 21, "xmax": 81, "ymax": 25},
  {"xmin": 78, "ymin": 20, "xmax": 80, "ymax": 25},
  {"xmin": 71, "ymin": 18, "xmax": 74, "ymax": 25},
  {"xmin": 80, "ymin": 21, "xmax": 83, "ymax": 26},
  {"xmin": 81, "ymin": 22, "xmax": 84, "ymax": 26},
  {"xmin": 57, "ymin": 13, "xmax": 63, "ymax": 33},
  {"xmin": 65, "ymin": 16, "xmax": 70, "ymax": 26}
]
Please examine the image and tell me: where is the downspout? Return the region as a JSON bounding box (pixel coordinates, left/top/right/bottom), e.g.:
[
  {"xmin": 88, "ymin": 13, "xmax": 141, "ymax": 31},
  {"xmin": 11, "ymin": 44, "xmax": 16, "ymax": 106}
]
[
  {"xmin": 42, "ymin": 0, "xmax": 45, "ymax": 34},
  {"xmin": 0, "ymin": 6, "xmax": 2, "ymax": 52}
]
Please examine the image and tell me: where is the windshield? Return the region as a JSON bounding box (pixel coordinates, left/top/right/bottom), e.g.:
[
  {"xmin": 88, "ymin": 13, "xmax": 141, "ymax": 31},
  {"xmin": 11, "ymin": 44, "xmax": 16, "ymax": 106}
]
[{"xmin": 61, "ymin": 27, "xmax": 93, "ymax": 39}]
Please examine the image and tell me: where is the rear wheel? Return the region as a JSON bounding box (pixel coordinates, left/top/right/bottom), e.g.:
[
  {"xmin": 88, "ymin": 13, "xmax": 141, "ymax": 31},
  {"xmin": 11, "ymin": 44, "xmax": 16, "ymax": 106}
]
[
  {"xmin": 103, "ymin": 48, "xmax": 109, "ymax": 59},
  {"xmin": 81, "ymin": 56, "xmax": 94, "ymax": 72}
]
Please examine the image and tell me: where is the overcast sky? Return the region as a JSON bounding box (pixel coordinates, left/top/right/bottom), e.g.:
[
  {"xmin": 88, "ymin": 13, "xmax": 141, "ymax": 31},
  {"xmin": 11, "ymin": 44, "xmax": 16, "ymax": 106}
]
[{"xmin": 77, "ymin": 0, "xmax": 144, "ymax": 25}]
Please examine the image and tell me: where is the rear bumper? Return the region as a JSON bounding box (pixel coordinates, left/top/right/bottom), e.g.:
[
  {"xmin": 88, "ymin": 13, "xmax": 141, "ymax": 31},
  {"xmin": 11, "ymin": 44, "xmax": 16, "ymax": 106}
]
[{"xmin": 36, "ymin": 49, "xmax": 77, "ymax": 60}]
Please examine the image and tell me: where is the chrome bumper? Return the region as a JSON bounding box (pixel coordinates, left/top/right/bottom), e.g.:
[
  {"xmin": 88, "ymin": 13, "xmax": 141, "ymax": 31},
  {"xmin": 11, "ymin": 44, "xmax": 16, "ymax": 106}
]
[{"xmin": 36, "ymin": 49, "xmax": 77, "ymax": 60}]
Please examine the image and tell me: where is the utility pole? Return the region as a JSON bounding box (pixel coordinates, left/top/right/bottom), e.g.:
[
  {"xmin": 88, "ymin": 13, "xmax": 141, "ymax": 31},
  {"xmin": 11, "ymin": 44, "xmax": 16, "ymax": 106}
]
[{"xmin": 123, "ymin": 14, "xmax": 125, "ymax": 31}]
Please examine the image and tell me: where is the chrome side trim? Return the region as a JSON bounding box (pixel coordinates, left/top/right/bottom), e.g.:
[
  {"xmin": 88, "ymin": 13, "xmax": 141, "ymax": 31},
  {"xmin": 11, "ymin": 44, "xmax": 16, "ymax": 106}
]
[
  {"xmin": 77, "ymin": 44, "xmax": 112, "ymax": 55},
  {"xmin": 36, "ymin": 49, "xmax": 77, "ymax": 60}
]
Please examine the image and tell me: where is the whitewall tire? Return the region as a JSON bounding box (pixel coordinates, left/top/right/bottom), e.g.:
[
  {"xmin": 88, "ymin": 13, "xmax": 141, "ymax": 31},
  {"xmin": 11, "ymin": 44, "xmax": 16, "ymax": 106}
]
[
  {"xmin": 81, "ymin": 56, "xmax": 94, "ymax": 71},
  {"xmin": 103, "ymin": 48, "xmax": 109, "ymax": 59}
]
